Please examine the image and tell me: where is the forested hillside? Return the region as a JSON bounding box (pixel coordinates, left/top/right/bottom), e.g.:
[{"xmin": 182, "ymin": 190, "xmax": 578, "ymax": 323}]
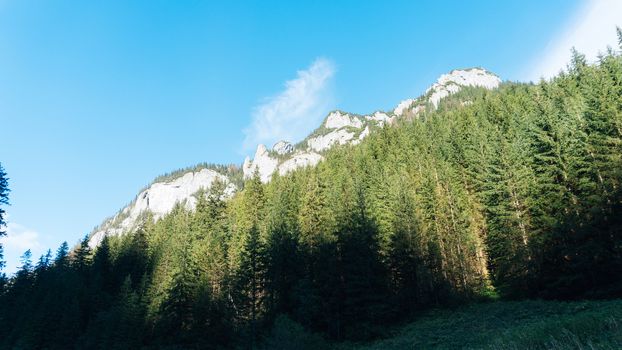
[{"xmin": 1, "ymin": 37, "xmax": 622, "ymax": 349}]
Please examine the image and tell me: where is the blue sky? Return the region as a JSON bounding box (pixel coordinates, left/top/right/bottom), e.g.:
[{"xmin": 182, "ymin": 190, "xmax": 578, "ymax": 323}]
[{"xmin": 0, "ymin": 0, "xmax": 620, "ymax": 273}]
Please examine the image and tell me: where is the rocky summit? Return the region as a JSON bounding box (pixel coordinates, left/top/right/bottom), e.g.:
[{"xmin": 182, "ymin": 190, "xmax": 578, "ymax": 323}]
[{"xmin": 241, "ymin": 68, "xmax": 500, "ymax": 183}]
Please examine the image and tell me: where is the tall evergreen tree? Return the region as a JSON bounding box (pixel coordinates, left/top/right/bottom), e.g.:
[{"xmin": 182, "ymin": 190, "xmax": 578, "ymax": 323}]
[
  {"xmin": 55, "ymin": 241, "xmax": 70, "ymax": 267},
  {"xmin": 0, "ymin": 163, "xmax": 8, "ymax": 237},
  {"xmin": 233, "ymin": 224, "xmax": 265, "ymax": 348},
  {"xmin": 0, "ymin": 163, "xmax": 9, "ymax": 276}
]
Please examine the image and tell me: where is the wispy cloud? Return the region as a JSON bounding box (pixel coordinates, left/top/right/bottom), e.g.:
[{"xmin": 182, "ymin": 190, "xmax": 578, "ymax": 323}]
[
  {"xmin": 242, "ymin": 58, "xmax": 336, "ymax": 153},
  {"xmin": 528, "ymin": 0, "xmax": 622, "ymax": 81},
  {"xmin": 0, "ymin": 219, "xmax": 44, "ymax": 274}
]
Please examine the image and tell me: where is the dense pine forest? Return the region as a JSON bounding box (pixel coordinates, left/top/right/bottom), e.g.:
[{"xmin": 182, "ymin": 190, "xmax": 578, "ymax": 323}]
[{"xmin": 1, "ymin": 36, "xmax": 622, "ymax": 349}]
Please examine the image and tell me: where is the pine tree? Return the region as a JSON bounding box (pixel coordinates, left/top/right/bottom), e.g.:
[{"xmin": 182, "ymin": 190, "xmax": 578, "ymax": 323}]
[
  {"xmin": 55, "ymin": 241, "xmax": 70, "ymax": 268},
  {"xmin": 234, "ymin": 224, "xmax": 265, "ymax": 348},
  {"xmin": 18, "ymin": 250, "xmax": 33, "ymax": 276},
  {"xmin": 91, "ymin": 236, "xmax": 114, "ymax": 296},
  {"xmin": 35, "ymin": 249, "xmax": 52, "ymax": 275},
  {"xmin": 336, "ymin": 189, "xmax": 390, "ymax": 340},
  {"xmin": 262, "ymin": 175, "xmax": 302, "ymax": 318},
  {"xmin": 206, "ymin": 178, "xmax": 229, "ymax": 224},
  {"xmin": 158, "ymin": 241, "xmax": 200, "ymax": 344},
  {"xmin": 385, "ymin": 173, "xmax": 422, "ymax": 313},
  {"xmin": 480, "ymin": 131, "xmax": 536, "ymax": 295},
  {"xmin": 242, "ymin": 169, "xmax": 266, "ymax": 230},
  {"xmin": 0, "ymin": 245, "xmax": 5, "ymax": 275},
  {"xmin": 0, "ymin": 163, "xmax": 9, "ymax": 237},
  {"xmin": 108, "ymin": 276, "xmax": 145, "ymax": 349},
  {"xmin": 298, "ymin": 171, "xmax": 333, "ymax": 250},
  {"xmin": 193, "ymin": 179, "xmax": 229, "ymax": 299},
  {"xmin": 295, "ymin": 170, "xmax": 342, "ymax": 336},
  {"xmin": 73, "ymin": 235, "xmax": 93, "ymax": 274},
  {"xmin": 0, "ymin": 163, "xmax": 9, "ymax": 276}
]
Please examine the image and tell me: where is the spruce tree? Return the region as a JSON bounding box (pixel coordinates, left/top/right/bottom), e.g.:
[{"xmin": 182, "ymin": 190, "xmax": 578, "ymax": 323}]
[
  {"xmin": 0, "ymin": 163, "xmax": 8, "ymax": 237},
  {"xmin": 73, "ymin": 235, "xmax": 93, "ymax": 274},
  {"xmin": 234, "ymin": 224, "xmax": 265, "ymax": 348},
  {"xmin": 18, "ymin": 250, "xmax": 33, "ymax": 276},
  {"xmin": 298, "ymin": 171, "xmax": 333, "ymax": 250},
  {"xmin": 35, "ymin": 249, "xmax": 52, "ymax": 275},
  {"xmin": 55, "ymin": 241, "xmax": 70, "ymax": 268},
  {"xmin": 0, "ymin": 163, "xmax": 9, "ymax": 275}
]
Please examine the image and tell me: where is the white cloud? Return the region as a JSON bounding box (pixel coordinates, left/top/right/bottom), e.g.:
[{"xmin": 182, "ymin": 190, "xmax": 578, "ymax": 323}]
[
  {"xmin": 0, "ymin": 219, "xmax": 44, "ymax": 274},
  {"xmin": 242, "ymin": 58, "xmax": 336, "ymax": 153},
  {"xmin": 529, "ymin": 0, "xmax": 622, "ymax": 81}
]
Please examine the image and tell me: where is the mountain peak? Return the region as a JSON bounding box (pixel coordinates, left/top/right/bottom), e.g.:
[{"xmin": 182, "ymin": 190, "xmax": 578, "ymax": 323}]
[{"xmin": 426, "ymin": 68, "xmax": 501, "ymax": 107}]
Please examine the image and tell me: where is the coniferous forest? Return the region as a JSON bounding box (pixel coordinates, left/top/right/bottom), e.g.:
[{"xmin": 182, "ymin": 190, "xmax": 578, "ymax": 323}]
[{"xmin": 1, "ymin": 37, "xmax": 622, "ymax": 349}]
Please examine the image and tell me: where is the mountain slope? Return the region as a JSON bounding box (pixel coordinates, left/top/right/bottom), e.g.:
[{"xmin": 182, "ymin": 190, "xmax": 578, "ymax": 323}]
[{"xmin": 89, "ymin": 68, "xmax": 501, "ymax": 246}]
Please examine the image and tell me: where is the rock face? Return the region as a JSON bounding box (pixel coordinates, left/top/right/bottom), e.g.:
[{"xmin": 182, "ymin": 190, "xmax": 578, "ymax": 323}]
[
  {"xmin": 393, "ymin": 99, "xmax": 416, "ymax": 116},
  {"xmin": 307, "ymin": 129, "xmax": 356, "ymax": 152},
  {"xmin": 278, "ymin": 151, "xmax": 323, "ymax": 176},
  {"xmin": 89, "ymin": 169, "xmax": 235, "ymax": 248},
  {"xmin": 325, "ymin": 111, "xmax": 364, "ymax": 129},
  {"xmin": 272, "ymin": 141, "xmax": 294, "ymax": 155},
  {"xmin": 242, "ymin": 144, "xmax": 279, "ymax": 182},
  {"xmin": 242, "ymin": 109, "xmax": 391, "ymax": 181},
  {"xmin": 305, "ymin": 111, "xmax": 391, "ymax": 152},
  {"xmin": 392, "ymin": 68, "xmax": 500, "ymax": 116},
  {"xmin": 368, "ymin": 112, "xmax": 393, "ymax": 125},
  {"xmin": 243, "ymin": 143, "xmax": 323, "ymax": 182},
  {"xmin": 90, "ymin": 67, "xmax": 503, "ymax": 247},
  {"xmin": 426, "ymin": 68, "xmax": 501, "ymax": 108}
]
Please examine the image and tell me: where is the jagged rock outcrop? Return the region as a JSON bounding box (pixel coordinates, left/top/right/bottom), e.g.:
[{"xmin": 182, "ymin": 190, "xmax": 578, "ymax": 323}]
[
  {"xmin": 242, "ymin": 144, "xmax": 279, "ymax": 182},
  {"xmin": 272, "ymin": 140, "xmax": 294, "ymax": 155},
  {"xmin": 89, "ymin": 169, "xmax": 235, "ymax": 247},
  {"xmin": 393, "ymin": 99, "xmax": 416, "ymax": 116},
  {"xmin": 392, "ymin": 68, "xmax": 500, "ymax": 116},
  {"xmin": 324, "ymin": 111, "xmax": 364, "ymax": 129},
  {"xmin": 278, "ymin": 151, "xmax": 323, "ymax": 176},
  {"xmin": 426, "ymin": 68, "xmax": 501, "ymax": 108},
  {"xmin": 305, "ymin": 111, "xmax": 392, "ymax": 152},
  {"xmin": 243, "ymin": 142, "xmax": 323, "ymax": 182},
  {"xmin": 307, "ymin": 128, "xmax": 357, "ymax": 152},
  {"xmin": 368, "ymin": 112, "xmax": 393, "ymax": 126}
]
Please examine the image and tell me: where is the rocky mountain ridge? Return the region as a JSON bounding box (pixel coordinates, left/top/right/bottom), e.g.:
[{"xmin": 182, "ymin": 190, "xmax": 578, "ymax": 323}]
[
  {"xmin": 89, "ymin": 168, "xmax": 236, "ymax": 248},
  {"xmin": 242, "ymin": 68, "xmax": 500, "ymax": 182},
  {"xmin": 88, "ymin": 68, "xmax": 501, "ymax": 247}
]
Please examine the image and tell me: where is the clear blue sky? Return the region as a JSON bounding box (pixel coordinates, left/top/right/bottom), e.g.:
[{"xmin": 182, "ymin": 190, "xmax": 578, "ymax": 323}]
[{"xmin": 0, "ymin": 0, "xmax": 599, "ymax": 272}]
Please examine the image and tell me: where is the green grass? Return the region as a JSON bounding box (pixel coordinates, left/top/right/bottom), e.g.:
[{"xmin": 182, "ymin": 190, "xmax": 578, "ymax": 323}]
[{"xmin": 336, "ymin": 299, "xmax": 622, "ymax": 350}]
